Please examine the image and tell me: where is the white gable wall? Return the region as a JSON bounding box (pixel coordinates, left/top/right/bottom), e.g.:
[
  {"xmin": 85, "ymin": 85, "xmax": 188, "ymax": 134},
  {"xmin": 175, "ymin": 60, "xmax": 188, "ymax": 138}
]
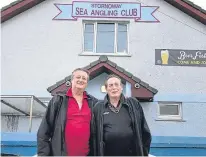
[
  {"xmin": 1, "ymin": 0, "xmax": 206, "ymax": 137},
  {"xmin": 1, "ymin": 0, "xmax": 206, "ymax": 95}
]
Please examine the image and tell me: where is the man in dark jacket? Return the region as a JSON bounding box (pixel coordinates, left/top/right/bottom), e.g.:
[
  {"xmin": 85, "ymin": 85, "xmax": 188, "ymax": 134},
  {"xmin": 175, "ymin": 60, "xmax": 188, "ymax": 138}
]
[
  {"xmin": 93, "ymin": 74, "xmax": 151, "ymax": 156},
  {"xmin": 37, "ymin": 68, "xmax": 98, "ymax": 156}
]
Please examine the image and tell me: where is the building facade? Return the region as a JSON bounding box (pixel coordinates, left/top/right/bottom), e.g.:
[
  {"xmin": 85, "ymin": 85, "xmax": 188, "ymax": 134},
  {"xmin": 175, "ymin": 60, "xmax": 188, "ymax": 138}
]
[{"xmin": 1, "ymin": 0, "xmax": 206, "ymax": 156}]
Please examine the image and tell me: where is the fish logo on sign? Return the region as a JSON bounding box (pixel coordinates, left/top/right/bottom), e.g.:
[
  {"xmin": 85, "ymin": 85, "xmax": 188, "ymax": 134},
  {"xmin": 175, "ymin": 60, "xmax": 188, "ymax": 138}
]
[{"xmin": 53, "ymin": 1, "xmax": 159, "ymax": 22}]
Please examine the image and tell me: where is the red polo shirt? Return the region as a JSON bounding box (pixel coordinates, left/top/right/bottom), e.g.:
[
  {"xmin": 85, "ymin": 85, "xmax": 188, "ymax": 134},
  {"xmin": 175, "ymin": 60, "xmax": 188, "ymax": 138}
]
[{"xmin": 65, "ymin": 88, "xmax": 91, "ymax": 156}]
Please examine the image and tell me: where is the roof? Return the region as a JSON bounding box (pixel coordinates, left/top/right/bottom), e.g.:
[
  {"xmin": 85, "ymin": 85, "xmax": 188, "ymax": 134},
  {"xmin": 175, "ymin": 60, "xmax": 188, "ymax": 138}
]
[
  {"xmin": 0, "ymin": 95, "xmax": 47, "ymax": 116},
  {"xmin": 182, "ymin": 0, "xmax": 206, "ymax": 14},
  {"xmin": 164, "ymin": 0, "xmax": 206, "ymax": 25},
  {"xmin": 1, "ymin": 0, "xmax": 206, "ymax": 24},
  {"xmin": 1, "ymin": 0, "xmax": 46, "ymax": 23},
  {"xmin": 47, "ymin": 56, "xmax": 158, "ymax": 100}
]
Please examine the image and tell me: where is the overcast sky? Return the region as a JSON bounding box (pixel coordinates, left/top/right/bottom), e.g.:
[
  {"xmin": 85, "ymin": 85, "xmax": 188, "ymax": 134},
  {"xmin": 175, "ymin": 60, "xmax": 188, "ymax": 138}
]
[{"xmin": 0, "ymin": 0, "xmax": 206, "ymax": 9}]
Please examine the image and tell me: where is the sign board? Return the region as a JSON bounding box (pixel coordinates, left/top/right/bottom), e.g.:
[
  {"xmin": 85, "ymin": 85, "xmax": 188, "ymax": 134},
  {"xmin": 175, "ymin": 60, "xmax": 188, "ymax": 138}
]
[
  {"xmin": 53, "ymin": 1, "xmax": 159, "ymax": 22},
  {"xmin": 155, "ymin": 49, "xmax": 206, "ymax": 67}
]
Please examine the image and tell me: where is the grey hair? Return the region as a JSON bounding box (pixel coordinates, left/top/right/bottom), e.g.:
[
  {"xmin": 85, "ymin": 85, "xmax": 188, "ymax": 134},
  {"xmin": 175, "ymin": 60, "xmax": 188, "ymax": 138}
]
[{"xmin": 71, "ymin": 68, "xmax": 90, "ymax": 81}]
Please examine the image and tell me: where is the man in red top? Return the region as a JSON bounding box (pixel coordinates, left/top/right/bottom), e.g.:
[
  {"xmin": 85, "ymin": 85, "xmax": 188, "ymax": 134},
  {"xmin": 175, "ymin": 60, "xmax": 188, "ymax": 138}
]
[{"xmin": 37, "ymin": 68, "xmax": 98, "ymax": 156}]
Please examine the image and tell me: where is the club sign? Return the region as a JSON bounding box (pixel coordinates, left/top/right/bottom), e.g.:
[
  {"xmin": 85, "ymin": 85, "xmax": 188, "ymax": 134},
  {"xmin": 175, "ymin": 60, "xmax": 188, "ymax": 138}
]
[{"xmin": 53, "ymin": 1, "xmax": 159, "ymax": 22}]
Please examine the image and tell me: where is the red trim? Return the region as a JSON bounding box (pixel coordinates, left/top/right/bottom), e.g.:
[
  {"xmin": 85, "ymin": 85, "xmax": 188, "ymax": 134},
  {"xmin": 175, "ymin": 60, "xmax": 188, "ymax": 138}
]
[
  {"xmin": 131, "ymin": 86, "xmax": 153, "ymax": 98},
  {"xmin": 102, "ymin": 63, "xmax": 152, "ymax": 98},
  {"xmin": 103, "ymin": 63, "xmax": 136, "ymax": 83},
  {"xmin": 51, "ymin": 62, "xmax": 154, "ymax": 99},
  {"xmin": 88, "ymin": 62, "xmax": 136, "ymax": 84},
  {"xmin": 1, "ymin": 0, "xmax": 45, "ymax": 23},
  {"xmin": 1, "ymin": 0, "xmax": 206, "ymax": 24},
  {"xmin": 51, "ymin": 83, "xmax": 69, "ymax": 96},
  {"xmin": 176, "ymin": 0, "xmax": 206, "ymax": 19},
  {"xmin": 2, "ymin": 0, "xmax": 32, "ymax": 16}
]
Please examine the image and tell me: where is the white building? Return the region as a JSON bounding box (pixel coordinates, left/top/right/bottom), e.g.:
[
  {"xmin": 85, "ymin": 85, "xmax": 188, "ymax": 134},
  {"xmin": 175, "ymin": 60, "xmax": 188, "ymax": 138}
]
[{"xmin": 1, "ymin": 0, "xmax": 206, "ymax": 156}]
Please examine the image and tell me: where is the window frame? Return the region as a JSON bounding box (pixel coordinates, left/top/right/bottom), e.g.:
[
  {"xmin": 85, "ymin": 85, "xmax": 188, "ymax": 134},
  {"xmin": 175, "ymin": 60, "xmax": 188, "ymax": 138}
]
[
  {"xmin": 157, "ymin": 102, "xmax": 182, "ymax": 120},
  {"xmin": 82, "ymin": 21, "xmax": 130, "ymax": 56}
]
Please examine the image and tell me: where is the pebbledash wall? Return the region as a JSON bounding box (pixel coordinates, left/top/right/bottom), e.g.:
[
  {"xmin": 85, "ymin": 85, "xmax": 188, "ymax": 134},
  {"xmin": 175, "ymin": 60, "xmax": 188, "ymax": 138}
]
[{"xmin": 1, "ymin": 0, "xmax": 206, "ymax": 156}]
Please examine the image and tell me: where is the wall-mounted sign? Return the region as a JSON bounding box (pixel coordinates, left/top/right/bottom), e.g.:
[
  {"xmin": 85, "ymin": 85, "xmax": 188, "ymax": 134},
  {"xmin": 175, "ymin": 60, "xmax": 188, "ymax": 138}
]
[
  {"xmin": 155, "ymin": 49, "xmax": 206, "ymax": 67},
  {"xmin": 53, "ymin": 1, "xmax": 159, "ymax": 22}
]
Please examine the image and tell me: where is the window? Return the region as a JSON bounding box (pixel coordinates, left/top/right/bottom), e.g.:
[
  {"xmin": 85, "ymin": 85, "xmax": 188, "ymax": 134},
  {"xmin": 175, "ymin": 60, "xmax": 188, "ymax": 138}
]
[
  {"xmin": 157, "ymin": 102, "xmax": 182, "ymax": 120},
  {"xmin": 83, "ymin": 22, "xmax": 129, "ymax": 54}
]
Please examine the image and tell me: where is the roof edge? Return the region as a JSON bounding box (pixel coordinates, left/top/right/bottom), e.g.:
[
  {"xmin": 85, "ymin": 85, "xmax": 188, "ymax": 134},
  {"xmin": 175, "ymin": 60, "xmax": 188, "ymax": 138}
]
[
  {"xmin": 47, "ymin": 56, "xmax": 158, "ymax": 95},
  {"xmin": 1, "ymin": 0, "xmax": 206, "ymax": 25},
  {"xmin": 1, "ymin": 0, "xmax": 45, "ymax": 23},
  {"xmin": 164, "ymin": 0, "xmax": 206, "ymax": 25}
]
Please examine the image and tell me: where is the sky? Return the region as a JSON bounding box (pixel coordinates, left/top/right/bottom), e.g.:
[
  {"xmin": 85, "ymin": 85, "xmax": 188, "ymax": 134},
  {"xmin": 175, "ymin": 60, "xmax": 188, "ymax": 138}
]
[{"xmin": 0, "ymin": 0, "xmax": 206, "ymax": 9}]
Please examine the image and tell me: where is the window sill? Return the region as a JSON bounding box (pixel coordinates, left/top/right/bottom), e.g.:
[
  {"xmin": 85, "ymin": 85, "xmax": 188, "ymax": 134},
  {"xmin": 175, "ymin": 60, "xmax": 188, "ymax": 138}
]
[
  {"xmin": 79, "ymin": 52, "xmax": 132, "ymax": 57},
  {"xmin": 155, "ymin": 118, "xmax": 186, "ymax": 122}
]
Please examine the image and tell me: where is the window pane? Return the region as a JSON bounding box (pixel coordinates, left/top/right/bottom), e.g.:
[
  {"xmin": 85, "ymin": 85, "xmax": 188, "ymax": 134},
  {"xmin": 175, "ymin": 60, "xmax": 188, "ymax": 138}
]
[
  {"xmin": 117, "ymin": 24, "xmax": 128, "ymax": 52},
  {"xmin": 84, "ymin": 24, "xmax": 94, "ymax": 51},
  {"xmin": 159, "ymin": 105, "xmax": 179, "ymax": 115},
  {"xmin": 118, "ymin": 24, "xmax": 127, "ymax": 32},
  {"xmin": 96, "ymin": 23, "xmax": 115, "ymax": 53},
  {"xmin": 85, "ymin": 24, "xmax": 94, "ymax": 33}
]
